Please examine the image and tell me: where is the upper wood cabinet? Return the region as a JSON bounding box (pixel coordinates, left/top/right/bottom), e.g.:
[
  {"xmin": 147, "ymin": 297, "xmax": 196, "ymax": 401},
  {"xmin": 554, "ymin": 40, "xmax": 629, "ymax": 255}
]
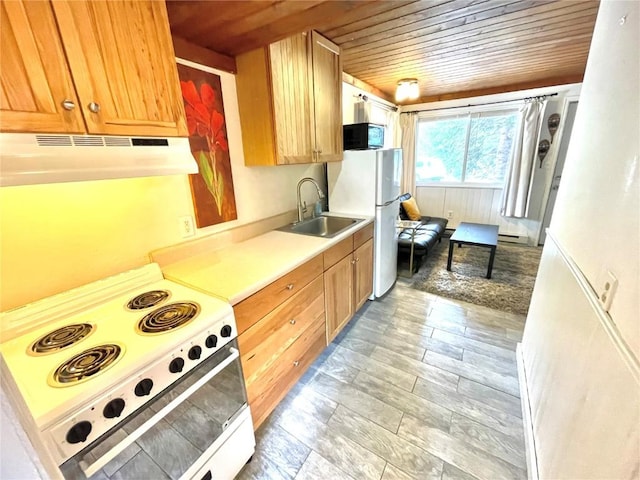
[
  {"xmin": 236, "ymin": 31, "xmax": 343, "ymax": 166},
  {"xmin": 0, "ymin": 1, "xmax": 85, "ymax": 133},
  {"xmin": 0, "ymin": 0, "xmax": 187, "ymax": 137}
]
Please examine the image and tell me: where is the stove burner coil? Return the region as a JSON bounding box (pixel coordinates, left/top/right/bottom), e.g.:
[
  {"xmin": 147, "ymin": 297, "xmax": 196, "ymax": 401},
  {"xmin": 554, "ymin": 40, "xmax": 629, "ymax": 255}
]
[
  {"xmin": 29, "ymin": 324, "xmax": 94, "ymax": 355},
  {"xmin": 137, "ymin": 302, "xmax": 200, "ymax": 334},
  {"xmin": 126, "ymin": 290, "xmax": 170, "ymax": 310},
  {"xmin": 51, "ymin": 344, "xmax": 122, "ymax": 386}
]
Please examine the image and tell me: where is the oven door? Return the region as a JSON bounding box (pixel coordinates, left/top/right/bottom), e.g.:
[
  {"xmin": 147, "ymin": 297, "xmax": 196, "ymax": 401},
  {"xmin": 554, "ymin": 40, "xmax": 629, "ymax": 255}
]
[{"xmin": 60, "ymin": 339, "xmax": 252, "ymax": 480}]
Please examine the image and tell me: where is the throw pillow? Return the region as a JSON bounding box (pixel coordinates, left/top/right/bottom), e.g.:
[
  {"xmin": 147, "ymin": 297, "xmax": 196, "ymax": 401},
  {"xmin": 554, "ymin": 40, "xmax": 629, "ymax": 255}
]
[{"xmin": 401, "ymin": 196, "xmax": 422, "ymax": 221}]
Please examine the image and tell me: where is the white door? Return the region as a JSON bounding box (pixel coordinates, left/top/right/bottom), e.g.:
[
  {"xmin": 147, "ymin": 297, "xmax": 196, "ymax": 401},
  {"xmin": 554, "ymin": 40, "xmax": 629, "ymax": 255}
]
[{"xmin": 540, "ymin": 101, "xmax": 578, "ymax": 245}]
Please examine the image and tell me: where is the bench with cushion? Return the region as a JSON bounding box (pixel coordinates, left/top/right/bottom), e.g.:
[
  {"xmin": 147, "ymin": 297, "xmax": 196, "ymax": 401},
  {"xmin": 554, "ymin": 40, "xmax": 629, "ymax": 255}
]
[{"xmin": 397, "ymin": 193, "xmax": 448, "ymax": 272}]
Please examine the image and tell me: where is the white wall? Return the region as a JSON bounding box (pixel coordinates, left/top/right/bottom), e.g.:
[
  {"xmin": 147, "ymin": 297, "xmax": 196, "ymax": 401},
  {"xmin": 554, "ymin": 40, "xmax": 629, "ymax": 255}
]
[
  {"xmin": 0, "ymin": 63, "xmax": 324, "ymax": 311},
  {"xmin": 522, "ymin": 0, "xmax": 639, "ymax": 477},
  {"xmin": 544, "ymin": 2, "xmax": 639, "ymax": 354},
  {"xmin": 415, "ymin": 186, "xmax": 538, "ymax": 240},
  {"xmin": 405, "ymin": 84, "xmax": 582, "ymax": 244}
]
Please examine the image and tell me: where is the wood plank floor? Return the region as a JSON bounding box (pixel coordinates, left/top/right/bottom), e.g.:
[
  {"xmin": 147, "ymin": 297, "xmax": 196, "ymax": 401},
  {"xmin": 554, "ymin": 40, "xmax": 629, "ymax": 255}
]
[{"xmin": 237, "ymin": 283, "xmax": 527, "ymax": 480}]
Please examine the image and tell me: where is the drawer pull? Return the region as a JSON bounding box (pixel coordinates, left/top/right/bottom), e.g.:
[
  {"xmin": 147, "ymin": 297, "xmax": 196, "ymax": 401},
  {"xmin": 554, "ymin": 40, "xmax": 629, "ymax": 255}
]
[
  {"xmin": 293, "ymin": 361, "xmax": 300, "ymax": 367},
  {"xmin": 286, "ymin": 283, "xmax": 294, "ymax": 290},
  {"xmin": 289, "ymin": 319, "xmax": 296, "ymax": 325}
]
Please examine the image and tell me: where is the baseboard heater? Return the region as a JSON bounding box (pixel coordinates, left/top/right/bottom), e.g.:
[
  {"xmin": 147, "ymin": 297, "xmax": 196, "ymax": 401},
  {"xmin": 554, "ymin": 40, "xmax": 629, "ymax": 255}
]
[{"xmin": 498, "ymin": 233, "xmax": 528, "ymax": 244}]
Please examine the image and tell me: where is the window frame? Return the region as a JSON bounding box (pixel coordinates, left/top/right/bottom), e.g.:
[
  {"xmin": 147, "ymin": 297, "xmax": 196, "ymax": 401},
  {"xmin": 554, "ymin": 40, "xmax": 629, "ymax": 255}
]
[{"xmin": 415, "ymin": 104, "xmax": 521, "ymax": 188}]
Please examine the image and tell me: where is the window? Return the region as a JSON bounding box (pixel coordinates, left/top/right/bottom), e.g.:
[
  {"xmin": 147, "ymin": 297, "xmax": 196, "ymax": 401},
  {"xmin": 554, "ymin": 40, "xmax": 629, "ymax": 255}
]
[{"xmin": 416, "ymin": 109, "xmax": 519, "ymax": 185}]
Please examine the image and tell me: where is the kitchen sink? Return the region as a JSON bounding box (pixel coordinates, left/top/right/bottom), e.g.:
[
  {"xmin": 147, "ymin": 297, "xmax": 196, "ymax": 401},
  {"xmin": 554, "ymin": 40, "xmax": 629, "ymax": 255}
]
[{"xmin": 278, "ymin": 215, "xmax": 364, "ymax": 238}]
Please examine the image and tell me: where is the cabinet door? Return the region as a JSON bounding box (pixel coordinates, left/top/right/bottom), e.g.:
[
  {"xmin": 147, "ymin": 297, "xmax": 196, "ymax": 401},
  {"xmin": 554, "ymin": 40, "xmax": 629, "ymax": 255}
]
[
  {"xmin": 0, "ymin": 1, "xmax": 85, "ymax": 133},
  {"xmin": 51, "ymin": 1, "xmax": 187, "ymax": 137},
  {"xmin": 311, "ymin": 32, "xmax": 342, "ymax": 163},
  {"xmin": 324, "ymin": 254, "xmax": 354, "ymax": 344},
  {"xmin": 269, "ymin": 33, "xmax": 314, "ymax": 164},
  {"xmin": 354, "ymin": 238, "xmax": 374, "ymax": 311}
]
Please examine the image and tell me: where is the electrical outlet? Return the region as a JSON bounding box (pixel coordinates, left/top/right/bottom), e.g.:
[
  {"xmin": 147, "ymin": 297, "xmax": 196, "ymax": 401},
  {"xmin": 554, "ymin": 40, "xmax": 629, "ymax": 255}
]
[
  {"xmin": 597, "ymin": 270, "xmax": 618, "ymax": 312},
  {"xmin": 178, "ymin": 215, "xmax": 195, "ymax": 238},
  {"xmin": 447, "ymin": 210, "xmax": 453, "ymax": 219}
]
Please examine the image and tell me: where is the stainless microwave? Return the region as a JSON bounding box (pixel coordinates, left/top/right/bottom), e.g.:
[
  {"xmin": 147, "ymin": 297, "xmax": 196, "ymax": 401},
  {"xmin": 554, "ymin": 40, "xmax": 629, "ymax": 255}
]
[{"xmin": 343, "ymin": 123, "xmax": 385, "ymax": 150}]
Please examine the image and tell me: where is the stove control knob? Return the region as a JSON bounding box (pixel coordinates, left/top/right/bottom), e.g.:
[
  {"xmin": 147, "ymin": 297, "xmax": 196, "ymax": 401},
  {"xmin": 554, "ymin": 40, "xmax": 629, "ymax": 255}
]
[
  {"xmin": 135, "ymin": 378, "xmax": 154, "ymax": 397},
  {"xmin": 220, "ymin": 325, "xmax": 232, "ymax": 338},
  {"xmin": 205, "ymin": 334, "xmax": 217, "ymax": 348},
  {"xmin": 103, "ymin": 398, "xmax": 125, "ymax": 418},
  {"xmin": 66, "ymin": 421, "xmax": 92, "ymax": 444},
  {"xmin": 188, "ymin": 345, "xmax": 202, "ymax": 360},
  {"xmin": 169, "ymin": 357, "xmax": 185, "ymax": 373}
]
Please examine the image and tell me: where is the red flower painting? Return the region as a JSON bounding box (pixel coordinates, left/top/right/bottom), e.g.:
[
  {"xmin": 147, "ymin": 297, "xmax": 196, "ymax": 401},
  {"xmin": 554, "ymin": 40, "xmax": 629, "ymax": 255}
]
[{"xmin": 181, "ymin": 79, "xmax": 229, "ymax": 217}]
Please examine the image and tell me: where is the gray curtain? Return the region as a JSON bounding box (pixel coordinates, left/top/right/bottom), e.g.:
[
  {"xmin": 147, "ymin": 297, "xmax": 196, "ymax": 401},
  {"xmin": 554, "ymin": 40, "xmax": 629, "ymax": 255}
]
[
  {"xmin": 399, "ymin": 112, "xmax": 418, "ymax": 196},
  {"xmin": 501, "ymin": 98, "xmax": 547, "ymax": 217}
]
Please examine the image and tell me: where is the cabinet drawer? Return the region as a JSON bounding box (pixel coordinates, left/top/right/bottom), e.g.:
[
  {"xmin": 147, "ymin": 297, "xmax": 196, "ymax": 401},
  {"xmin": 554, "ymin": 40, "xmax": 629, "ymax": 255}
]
[
  {"xmin": 323, "ymin": 236, "xmax": 353, "ymax": 270},
  {"xmin": 239, "ymin": 275, "xmax": 324, "ymax": 383},
  {"xmin": 354, "ymin": 223, "xmax": 374, "ymax": 249},
  {"xmin": 247, "ymin": 317, "xmax": 326, "ymax": 429},
  {"xmin": 234, "ymin": 255, "xmax": 323, "ymax": 335}
]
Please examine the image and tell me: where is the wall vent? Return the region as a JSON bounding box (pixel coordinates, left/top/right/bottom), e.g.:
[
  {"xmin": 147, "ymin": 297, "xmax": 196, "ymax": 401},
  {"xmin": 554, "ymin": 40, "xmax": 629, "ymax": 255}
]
[
  {"xmin": 35, "ymin": 135, "xmax": 72, "ymax": 147},
  {"xmin": 104, "ymin": 137, "xmax": 131, "ymax": 147},
  {"xmin": 72, "ymin": 136, "xmax": 105, "ymax": 147}
]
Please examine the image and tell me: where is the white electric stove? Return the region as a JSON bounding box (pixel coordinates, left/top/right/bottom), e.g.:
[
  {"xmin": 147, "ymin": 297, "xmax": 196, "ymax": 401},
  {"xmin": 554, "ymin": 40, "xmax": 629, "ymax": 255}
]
[{"xmin": 0, "ymin": 263, "xmax": 255, "ymax": 480}]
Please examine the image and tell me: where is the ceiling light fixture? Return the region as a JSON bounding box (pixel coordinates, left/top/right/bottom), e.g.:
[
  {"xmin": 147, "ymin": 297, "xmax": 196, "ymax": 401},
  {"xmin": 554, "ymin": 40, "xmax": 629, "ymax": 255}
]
[{"xmin": 395, "ymin": 78, "xmax": 419, "ymax": 102}]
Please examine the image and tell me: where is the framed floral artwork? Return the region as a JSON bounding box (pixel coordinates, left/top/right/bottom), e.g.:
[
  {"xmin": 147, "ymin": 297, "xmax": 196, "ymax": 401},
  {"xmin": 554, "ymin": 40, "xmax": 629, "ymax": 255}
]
[{"xmin": 177, "ymin": 62, "xmax": 237, "ymax": 228}]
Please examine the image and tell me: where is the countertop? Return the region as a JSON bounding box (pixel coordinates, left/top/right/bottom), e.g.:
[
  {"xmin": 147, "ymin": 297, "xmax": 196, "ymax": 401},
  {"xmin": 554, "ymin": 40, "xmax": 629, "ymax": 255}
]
[{"xmin": 161, "ymin": 214, "xmax": 374, "ymax": 305}]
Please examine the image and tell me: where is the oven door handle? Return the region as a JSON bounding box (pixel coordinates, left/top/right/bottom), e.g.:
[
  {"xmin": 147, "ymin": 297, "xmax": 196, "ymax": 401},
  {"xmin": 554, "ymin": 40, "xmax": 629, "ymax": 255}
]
[{"xmin": 78, "ymin": 347, "xmax": 240, "ymax": 478}]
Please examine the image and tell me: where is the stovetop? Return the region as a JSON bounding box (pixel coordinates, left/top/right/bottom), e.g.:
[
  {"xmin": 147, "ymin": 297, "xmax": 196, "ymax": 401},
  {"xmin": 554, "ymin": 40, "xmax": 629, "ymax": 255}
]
[{"xmin": 0, "ymin": 264, "xmax": 234, "ymax": 429}]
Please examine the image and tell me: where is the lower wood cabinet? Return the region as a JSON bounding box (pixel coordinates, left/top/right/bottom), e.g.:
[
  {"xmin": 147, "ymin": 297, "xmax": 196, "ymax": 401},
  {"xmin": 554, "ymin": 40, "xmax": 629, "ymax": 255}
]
[
  {"xmin": 234, "ymin": 255, "xmax": 325, "ymax": 429},
  {"xmin": 233, "ymin": 222, "xmax": 374, "ymax": 430},
  {"xmin": 324, "ymin": 223, "xmax": 374, "ymax": 343},
  {"xmin": 324, "ymin": 254, "xmax": 354, "ymax": 343},
  {"xmin": 354, "ymin": 238, "xmax": 374, "ymax": 311},
  {"xmin": 245, "ymin": 318, "xmax": 325, "ymax": 428}
]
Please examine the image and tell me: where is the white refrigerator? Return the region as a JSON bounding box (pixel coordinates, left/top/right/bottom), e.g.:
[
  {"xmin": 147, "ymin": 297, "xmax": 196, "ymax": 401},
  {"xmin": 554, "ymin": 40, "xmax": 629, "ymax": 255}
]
[{"xmin": 327, "ymin": 148, "xmax": 402, "ymax": 298}]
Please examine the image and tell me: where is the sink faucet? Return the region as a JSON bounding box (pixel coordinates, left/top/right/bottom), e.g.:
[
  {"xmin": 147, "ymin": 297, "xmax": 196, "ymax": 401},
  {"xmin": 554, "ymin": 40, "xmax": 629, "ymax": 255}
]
[{"xmin": 296, "ymin": 177, "xmax": 325, "ymax": 223}]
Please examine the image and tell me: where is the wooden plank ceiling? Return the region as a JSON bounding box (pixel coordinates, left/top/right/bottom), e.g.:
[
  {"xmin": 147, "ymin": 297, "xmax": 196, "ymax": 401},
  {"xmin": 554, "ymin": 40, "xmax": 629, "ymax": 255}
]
[{"xmin": 167, "ymin": 0, "xmax": 599, "ymax": 104}]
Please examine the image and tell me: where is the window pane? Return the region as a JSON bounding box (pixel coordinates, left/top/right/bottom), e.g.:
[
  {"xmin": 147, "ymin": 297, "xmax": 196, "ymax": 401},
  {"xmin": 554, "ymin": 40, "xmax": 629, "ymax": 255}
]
[
  {"xmin": 466, "ymin": 113, "xmax": 518, "ymax": 183},
  {"xmin": 416, "ymin": 117, "xmax": 468, "ymax": 182}
]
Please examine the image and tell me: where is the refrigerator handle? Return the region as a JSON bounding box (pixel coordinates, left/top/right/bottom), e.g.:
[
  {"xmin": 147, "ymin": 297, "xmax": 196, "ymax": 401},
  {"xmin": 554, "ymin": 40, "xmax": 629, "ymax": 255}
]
[{"xmin": 377, "ymin": 196, "xmax": 401, "ymax": 208}]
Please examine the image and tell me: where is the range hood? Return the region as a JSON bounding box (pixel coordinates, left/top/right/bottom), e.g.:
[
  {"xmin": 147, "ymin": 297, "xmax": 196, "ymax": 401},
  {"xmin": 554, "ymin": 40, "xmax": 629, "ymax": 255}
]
[{"xmin": 0, "ymin": 133, "xmax": 198, "ymax": 187}]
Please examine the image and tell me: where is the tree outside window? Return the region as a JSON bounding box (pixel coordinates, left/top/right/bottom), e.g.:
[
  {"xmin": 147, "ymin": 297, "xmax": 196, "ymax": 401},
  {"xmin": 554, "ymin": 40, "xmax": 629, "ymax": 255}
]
[{"xmin": 416, "ymin": 110, "xmax": 519, "ymax": 185}]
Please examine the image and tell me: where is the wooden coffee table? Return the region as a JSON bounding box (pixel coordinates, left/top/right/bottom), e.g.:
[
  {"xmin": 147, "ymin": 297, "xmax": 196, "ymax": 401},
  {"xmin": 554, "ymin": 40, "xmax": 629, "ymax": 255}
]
[{"xmin": 447, "ymin": 222, "xmax": 499, "ymax": 279}]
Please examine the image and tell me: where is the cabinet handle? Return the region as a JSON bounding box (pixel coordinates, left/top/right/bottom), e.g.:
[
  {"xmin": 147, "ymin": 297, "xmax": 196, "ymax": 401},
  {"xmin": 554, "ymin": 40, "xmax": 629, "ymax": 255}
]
[
  {"xmin": 356, "ymin": 257, "xmax": 360, "ymax": 262},
  {"xmin": 88, "ymin": 102, "xmax": 101, "ymax": 113},
  {"xmin": 289, "ymin": 319, "xmax": 296, "ymax": 325},
  {"xmin": 293, "ymin": 361, "xmax": 300, "ymax": 367},
  {"xmin": 286, "ymin": 283, "xmax": 294, "ymax": 290},
  {"xmin": 351, "ymin": 259, "xmax": 356, "ymax": 265},
  {"xmin": 61, "ymin": 99, "xmax": 76, "ymax": 111}
]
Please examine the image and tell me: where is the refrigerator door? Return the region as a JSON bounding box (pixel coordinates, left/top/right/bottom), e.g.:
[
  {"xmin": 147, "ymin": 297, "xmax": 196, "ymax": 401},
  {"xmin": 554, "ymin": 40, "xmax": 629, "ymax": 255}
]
[
  {"xmin": 327, "ymin": 150, "xmax": 377, "ymax": 216},
  {"xmin": 375, "ymin": 148, "xmax": 403, "ymax": 206},
  {"xmin": 373, "ymin": 200, "xmax": 399, "ymax": 298}
]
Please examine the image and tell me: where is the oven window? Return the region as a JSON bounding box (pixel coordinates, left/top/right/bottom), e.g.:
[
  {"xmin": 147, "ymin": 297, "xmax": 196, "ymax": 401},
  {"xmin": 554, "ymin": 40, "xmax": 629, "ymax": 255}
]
[{"xmin": 60, "ymin": 340, "xmax": 247, "ymax": 480}]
